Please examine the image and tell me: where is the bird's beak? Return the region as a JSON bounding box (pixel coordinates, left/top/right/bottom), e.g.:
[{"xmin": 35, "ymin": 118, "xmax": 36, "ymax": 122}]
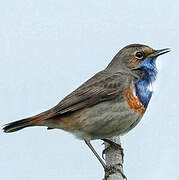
[{"xmin": 148, "ymin": 48, "xmax": 171, "ymax": 57}]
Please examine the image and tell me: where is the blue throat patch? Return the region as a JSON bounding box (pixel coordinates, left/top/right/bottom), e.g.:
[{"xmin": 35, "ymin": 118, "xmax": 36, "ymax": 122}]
[{"xmin": 134, "ymin": 57, "xmax": 158, "ymax": 108}]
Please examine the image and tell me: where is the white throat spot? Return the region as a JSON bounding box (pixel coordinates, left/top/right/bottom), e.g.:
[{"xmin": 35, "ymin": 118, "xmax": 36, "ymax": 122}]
[{"xmin": 147, "ymin": 83, "xmax": 153, "ymax": 92}]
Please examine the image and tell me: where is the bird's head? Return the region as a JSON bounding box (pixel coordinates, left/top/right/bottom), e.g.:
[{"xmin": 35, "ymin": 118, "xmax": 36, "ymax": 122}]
[
  {"xmin": 106, "ymin": 44, "xmax": 170, "ymax": 108},
  {"xmin": 107, "ymin": 44, "xmax": 170, "ymax": 74}
]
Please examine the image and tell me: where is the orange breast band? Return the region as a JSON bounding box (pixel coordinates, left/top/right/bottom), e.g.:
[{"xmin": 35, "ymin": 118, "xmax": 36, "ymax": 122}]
[{"xmin": 125, "ymin": 87, "xmax": 146, "ymax": 115}]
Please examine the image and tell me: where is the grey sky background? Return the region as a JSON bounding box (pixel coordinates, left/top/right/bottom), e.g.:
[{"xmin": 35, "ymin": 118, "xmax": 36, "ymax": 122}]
[{"xmin": 0, "ymin": 0, "xmax": 179, "ymax": 180}]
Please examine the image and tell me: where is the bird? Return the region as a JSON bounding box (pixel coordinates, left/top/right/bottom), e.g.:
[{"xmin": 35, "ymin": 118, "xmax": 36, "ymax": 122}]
[{"xmin": 3, "ymin": 44, "xmax": 170, "ymax": 170}]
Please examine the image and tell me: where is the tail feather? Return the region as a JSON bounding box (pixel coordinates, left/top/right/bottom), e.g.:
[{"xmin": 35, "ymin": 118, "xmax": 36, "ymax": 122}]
[
  {"xmin": 3, "ymin": 118, "xmax": 32, "ymax": 133},
  {"xmin": 3, "ymin": 111, "xmax": 51, "ymax": 133}
]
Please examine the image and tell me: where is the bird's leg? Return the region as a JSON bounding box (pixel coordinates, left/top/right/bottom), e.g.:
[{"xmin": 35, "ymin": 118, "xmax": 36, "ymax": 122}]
[
  {"xmin": 102, "ymin": 138, "xmax": 124, "ymax": 163},
  {"xmin": 85, "ymin": 138, "xmax": 127, "ymax": 179},
  {"xmin": 84, "ymin": 139, "xmax": 106, "ymax": 169},
  {"xmin": 102, "ymin": 138, "xmax": 127, "ymax": 180}
]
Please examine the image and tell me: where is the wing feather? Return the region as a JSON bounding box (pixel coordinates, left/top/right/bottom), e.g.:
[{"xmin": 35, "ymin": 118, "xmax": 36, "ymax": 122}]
[{"xmin": 46, "ymin": 70, "xmax": 128, "ymax": 119}]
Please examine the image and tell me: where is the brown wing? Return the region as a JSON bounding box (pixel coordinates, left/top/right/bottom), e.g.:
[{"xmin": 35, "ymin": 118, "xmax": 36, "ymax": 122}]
[{"xmin": 45, "ymin": 70, "xmax": 129, "ymax": 119}]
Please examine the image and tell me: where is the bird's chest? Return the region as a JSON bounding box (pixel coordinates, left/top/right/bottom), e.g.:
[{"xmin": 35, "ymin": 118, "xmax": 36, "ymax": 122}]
[{"xmin": 125, "ymin": 80, "xmax": 152, "ymax": 115}]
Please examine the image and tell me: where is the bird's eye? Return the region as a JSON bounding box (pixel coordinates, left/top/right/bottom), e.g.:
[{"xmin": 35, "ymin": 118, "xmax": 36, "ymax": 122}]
[{"xmin": 135, "ymin": 52, "xmax": 144, "ymax": 59}]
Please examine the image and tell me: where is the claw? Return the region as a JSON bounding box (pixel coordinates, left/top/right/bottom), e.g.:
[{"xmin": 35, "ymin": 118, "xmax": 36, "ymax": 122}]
[
  {"xmin": 102, "ymin": 138, "xmax": 124, "ymax": 163},
  {"xmin": 102, "ymin": 147, "xmax": 108, "ymax": 160}
]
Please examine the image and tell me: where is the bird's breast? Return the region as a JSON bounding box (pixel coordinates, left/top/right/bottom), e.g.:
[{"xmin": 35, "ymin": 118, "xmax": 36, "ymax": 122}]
[{"xmin": 125, "ymin": 85, "xmax": 146, "ymax": 115}]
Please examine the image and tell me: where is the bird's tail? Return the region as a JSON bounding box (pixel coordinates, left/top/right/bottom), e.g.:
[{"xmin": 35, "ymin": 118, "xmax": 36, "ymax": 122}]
[
  {"xmin": 3, "ymin": 118, "xmax": 33, "ymax": 133},
  {"xmin": 3, "ymin": 113, "xmax": 48, "ymax": 133}
]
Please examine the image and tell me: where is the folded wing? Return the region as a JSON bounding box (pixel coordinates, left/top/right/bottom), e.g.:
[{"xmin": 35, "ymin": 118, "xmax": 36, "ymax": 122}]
[{"xmin": 46, "ymin": 70, "xmax": 128, "ymax": 119}]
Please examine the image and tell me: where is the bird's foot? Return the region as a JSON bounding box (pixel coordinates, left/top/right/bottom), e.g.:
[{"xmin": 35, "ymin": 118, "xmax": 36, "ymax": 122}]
[{"xmin": 102, "ymin": 138, "xmax": 124, "ymax": 163}]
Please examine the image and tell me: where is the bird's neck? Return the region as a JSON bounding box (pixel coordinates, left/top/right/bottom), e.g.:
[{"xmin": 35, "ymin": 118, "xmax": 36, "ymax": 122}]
[{"xmin": 134, "ymin": 57, "xmax": 158, "ymax": 108}]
